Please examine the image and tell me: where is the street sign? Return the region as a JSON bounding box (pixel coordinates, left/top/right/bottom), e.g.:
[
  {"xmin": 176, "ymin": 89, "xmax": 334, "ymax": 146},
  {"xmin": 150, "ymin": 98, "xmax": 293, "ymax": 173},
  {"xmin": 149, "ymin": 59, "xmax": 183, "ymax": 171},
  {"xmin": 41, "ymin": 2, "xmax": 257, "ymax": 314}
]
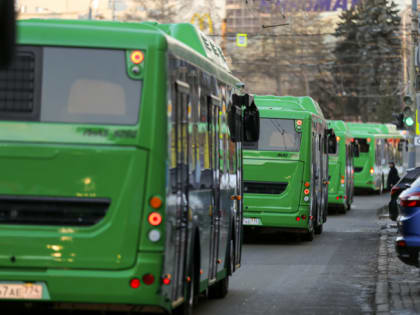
[
  {"xmin": 414, "ymin": 136, "xmax": 420, "ymax": 146},
  {"xmin": 236, "ymin": 33, "xmax": 248, "ymax": 47}
]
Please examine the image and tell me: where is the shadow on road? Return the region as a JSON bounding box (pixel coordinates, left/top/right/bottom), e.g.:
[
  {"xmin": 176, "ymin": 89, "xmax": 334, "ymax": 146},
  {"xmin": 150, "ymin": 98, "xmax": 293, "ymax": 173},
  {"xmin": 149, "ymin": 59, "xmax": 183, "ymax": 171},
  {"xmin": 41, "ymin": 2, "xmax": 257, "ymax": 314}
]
[{"xmin": 243, "ymin": 229, "xmax": 309, "ymax": 245}]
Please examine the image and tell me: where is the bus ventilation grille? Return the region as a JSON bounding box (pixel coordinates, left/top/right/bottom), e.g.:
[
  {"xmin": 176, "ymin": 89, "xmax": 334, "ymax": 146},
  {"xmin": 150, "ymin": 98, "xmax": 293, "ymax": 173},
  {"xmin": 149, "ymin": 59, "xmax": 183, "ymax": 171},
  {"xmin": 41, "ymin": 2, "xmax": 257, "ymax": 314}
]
[
  {"xmin": 0, "ymin": 196, "xmax": 110, "ymax": 226},
  {"xmin": 243, "ymin": 182, "xmax": 288, "ymax": 194},
  {"xmin": 0, "ymin": 52, "xmax": 36, "ymax": 114},
  {"xmin": 354, "ymin": 167, "xmax": 363, "ymax": 173}
]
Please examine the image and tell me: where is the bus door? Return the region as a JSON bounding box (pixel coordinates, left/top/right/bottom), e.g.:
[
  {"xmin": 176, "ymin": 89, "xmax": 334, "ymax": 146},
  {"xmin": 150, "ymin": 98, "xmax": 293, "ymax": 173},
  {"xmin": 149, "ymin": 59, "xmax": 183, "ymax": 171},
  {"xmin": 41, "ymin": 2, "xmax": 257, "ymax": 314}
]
[
  {"xmin": 172, "ymin": 80, "xmax": 191, "ymax": 300},
  {"xmin": 234, "ymin": 141, "xmax": 242, "ymax": 268},
  {"xmin": 310, "ymin": 131, "xmax": 318, "ymax": 221},
  {"xmin": 208, "ymin": 94, "xmax": 221, "ymax": 284},
  {"xmin": 314, "ymin": 131, "xmax": 322, "ymax": 224}
]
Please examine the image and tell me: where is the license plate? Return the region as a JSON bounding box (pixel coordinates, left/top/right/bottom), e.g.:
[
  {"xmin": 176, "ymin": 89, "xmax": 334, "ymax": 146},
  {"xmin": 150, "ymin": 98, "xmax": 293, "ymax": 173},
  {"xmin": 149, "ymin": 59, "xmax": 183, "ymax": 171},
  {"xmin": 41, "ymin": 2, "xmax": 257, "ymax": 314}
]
[
  {"xmin": 243, "ymin": 218, "xmax": 262, "ymax": 225},
  {"xmin": 0, "ymin": 283, "xmax": 43, "ymax": 300}
]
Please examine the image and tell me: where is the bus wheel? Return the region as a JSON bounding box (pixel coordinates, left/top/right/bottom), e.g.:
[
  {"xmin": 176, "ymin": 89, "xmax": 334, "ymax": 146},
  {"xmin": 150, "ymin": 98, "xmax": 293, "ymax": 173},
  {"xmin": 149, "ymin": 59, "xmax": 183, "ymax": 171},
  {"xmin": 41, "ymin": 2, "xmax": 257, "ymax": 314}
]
[
  {"xmin": 303, "ymin": 229, "xmax": 314, "ymax": 241},
  {"xmin": 208, "ymin": 247, "xmax": 230, "ymax": 299},
  {"xmin": 208, "ymin": 274, "xmax": 229, "ymax": 299},
  {"xmin": 314, "ymin": 223, "xmax": 323, "ymax": 235}
]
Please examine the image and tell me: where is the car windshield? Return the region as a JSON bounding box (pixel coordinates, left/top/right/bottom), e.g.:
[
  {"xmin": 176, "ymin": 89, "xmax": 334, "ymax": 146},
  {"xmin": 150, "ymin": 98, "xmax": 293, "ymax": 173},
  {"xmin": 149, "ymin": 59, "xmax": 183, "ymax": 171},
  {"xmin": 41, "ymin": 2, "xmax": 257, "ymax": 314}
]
[{"xmin": 400, "ymin": 168, "xmax": 420, "ymax": 184}]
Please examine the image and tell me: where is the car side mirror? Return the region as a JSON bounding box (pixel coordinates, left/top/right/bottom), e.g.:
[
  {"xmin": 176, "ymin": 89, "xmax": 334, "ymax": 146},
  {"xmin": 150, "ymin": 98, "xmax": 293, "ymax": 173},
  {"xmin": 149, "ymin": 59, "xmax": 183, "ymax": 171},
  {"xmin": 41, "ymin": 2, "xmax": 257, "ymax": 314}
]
[{"xmin": 0, "ymin": 0, "xmax": 16, "ymax": 69}]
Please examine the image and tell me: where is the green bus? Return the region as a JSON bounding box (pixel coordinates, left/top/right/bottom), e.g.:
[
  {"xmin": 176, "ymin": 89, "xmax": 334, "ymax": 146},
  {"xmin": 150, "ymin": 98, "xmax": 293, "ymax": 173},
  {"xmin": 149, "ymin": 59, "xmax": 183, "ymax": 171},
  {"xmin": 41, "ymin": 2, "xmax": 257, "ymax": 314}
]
[
  {"xmin": 347, "ymin": 122, "xmax": 405, "ymax": 192},
  {"xmin": 242, "ymin": 96, "xmax": 335, "ymax": 241},
  {"xmin": 327, "ymin": 120, "xmax": 358, "ymax": 213},
  {"xmin": 0, "ymin": 20, "xmax": 259, "ymax": 314}
]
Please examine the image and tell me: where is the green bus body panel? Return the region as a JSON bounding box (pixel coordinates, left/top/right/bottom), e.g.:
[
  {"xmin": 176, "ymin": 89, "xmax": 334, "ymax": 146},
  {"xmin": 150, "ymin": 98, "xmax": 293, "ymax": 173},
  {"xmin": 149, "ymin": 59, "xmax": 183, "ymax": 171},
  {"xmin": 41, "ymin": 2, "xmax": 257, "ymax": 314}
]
[
  {"xmin": 243, "ymin": 96, "xmax": 323, "ymax": 230},
  {"xmin": 0, "ymin": 143, "xmax": 148, "ymax": 270},
  {"xmin": 347, "ymin": 122, "xmax": 382, "ymax": 190},
  {"xmin": 244, "ymin": 159, "xmax": 304, "ymax": 213},
  {"xmin": 327, "ymin": 120, "xmax": 353, "ymax": 205},
  {"xmin": 253, "ymin": 95, "xmax": 324, "ymax": 118},
  {"xmin": 0, "ymin": 254, "xmax": 168, "ymax": 308},
  {"xmin": 347, "ymin": 122, "xmax": 405, "ymax": 191},
  {"xmin": 0, "ymin": 19, "xmax": 241, "ymax": 310}
]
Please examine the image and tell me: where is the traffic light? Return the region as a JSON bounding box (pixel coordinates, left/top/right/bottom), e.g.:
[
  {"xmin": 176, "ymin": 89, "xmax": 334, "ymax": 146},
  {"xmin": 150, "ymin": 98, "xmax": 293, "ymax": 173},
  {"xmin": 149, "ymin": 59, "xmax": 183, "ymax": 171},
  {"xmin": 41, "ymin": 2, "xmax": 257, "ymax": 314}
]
[
  {"xmin": 392, "ymin": 112, "xmax": 405, "ymax": 129},
  {"xmin": 403, "ymin": 106, "xmax": 415, "ymax": 129}
]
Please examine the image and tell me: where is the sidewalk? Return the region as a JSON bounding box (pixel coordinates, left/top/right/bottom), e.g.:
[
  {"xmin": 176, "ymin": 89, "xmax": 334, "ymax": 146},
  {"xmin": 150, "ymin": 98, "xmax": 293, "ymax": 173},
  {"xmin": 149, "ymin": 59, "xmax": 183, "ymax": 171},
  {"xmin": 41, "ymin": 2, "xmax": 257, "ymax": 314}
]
[{"xmin": 376, "ymin": 208, "xmax": 420, "ymax": 314}]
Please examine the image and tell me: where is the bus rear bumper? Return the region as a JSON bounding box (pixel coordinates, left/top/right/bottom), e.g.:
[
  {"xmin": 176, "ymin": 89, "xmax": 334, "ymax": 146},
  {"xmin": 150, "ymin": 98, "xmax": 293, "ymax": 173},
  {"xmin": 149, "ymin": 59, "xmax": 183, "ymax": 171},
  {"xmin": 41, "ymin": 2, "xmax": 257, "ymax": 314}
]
[
  {"xmin": 243, "ymin": 206, "xmax": 310, "ymax": 230},
  {"xmin": 0, "ymin": 253, "xmax": 169, "ymax": 312}
]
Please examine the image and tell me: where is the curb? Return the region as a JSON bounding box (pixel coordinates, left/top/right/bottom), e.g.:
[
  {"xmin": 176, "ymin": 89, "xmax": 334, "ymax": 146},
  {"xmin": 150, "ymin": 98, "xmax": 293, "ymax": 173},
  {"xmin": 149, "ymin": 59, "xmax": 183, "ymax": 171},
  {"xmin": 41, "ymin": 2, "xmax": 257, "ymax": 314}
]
[
  {"xmin": 375, "ymin": 228, "xmax": 390, "ymax": 314},
  {"xmin": 375, "ymin": 205, "xmax": 391, "ymax": 314}
]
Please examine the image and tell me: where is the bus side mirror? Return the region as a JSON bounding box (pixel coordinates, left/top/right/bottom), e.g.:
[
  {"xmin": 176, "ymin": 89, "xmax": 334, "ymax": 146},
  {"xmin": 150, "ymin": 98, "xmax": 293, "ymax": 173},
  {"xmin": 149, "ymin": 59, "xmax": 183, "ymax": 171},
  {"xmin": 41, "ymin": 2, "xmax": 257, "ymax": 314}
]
[
  {"xmin": 230, "ymin": 93, "xmax": 260, "ymax": 142},
  {"xmin": 0, "ymin": 0, "xmax": 16, "ymax": 69},
  {"xmin": 227, "ymin": 102, "xmax": 242, "ymax": 142},
  {"xmin": 327, "ymin": 128, "xmax": 336, "ymax": 154}
]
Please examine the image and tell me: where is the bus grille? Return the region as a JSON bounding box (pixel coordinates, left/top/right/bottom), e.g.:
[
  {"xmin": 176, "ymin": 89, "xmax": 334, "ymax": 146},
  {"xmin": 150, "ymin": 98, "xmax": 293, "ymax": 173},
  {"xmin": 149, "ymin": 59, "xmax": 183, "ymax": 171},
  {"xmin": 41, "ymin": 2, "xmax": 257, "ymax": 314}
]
[
  {"xmin": 0, "ymin": 52, "xmax": 36, "ymax": 114},
  {"xmin": 244, "ymin": 182, "xmax": 288, "ymax": 194},
  {"xmin": 354, "ymin": 167, "xmax": 363, "ymax": 173},
  {"xmin": 0, "ymin": 196, "xmax": 110, "ymax": 226}
]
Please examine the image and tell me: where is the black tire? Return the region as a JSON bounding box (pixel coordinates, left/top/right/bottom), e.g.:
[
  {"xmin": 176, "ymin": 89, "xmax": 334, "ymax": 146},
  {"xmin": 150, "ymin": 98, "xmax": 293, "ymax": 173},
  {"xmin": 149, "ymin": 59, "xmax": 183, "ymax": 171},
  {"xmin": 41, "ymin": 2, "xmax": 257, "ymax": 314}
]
[
  {"xmin": 208, "ymin": 274, "xmax": 229, "ymax": 299},
  {"xmin": 208, "ymin": 241, "xmax": 231, "ymax": 299},
  {"xmin": 338, "ymin": 204, "xmax": 346, "ymax": 214},
  {"xmin": 303, "ymin": 229, "xmax": 314, "ymax": 241},
  {"xmin": 314, "ymin": 223, "xmax": 323, "ymax": 235}
]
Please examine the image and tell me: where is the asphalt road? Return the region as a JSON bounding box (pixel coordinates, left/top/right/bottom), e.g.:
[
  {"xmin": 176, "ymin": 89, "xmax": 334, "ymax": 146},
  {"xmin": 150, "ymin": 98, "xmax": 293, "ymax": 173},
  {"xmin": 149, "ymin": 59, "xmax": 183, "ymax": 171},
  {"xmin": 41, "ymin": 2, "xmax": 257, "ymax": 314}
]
[
  {"xmin": 195, "ymin": 193, "xmax": 389, "ymax": 315},
  {"xmin": 3, "ymin": 193, "xmax": 388, "ymax": 315}
]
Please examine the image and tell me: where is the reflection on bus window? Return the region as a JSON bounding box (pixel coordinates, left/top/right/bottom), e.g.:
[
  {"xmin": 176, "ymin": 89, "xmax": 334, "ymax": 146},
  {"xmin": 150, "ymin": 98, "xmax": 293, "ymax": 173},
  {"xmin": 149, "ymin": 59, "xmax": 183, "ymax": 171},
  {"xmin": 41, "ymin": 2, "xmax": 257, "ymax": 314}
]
[
  {"xmin": 355, "ymin": 138, "xmax": 369, "ymax": 153},
  {"xmin": 244, "ymin": 118, "xmax": 301, "ymax": 152}
]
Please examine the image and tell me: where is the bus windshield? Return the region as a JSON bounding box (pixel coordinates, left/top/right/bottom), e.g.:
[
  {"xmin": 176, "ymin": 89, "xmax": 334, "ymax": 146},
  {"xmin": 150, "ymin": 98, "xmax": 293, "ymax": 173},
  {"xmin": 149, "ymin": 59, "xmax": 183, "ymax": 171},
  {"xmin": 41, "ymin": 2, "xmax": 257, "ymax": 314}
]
[
  {"xmin": 244, "ymin": 118, "xmax": 301, "ymax": 152},
  {"xmin": 0, "ymin": 46, "xmax": 142, "ymax": 125},
  {"xmin": 355, "ymin": 138, "xmax": 370, "ymax": 153}
]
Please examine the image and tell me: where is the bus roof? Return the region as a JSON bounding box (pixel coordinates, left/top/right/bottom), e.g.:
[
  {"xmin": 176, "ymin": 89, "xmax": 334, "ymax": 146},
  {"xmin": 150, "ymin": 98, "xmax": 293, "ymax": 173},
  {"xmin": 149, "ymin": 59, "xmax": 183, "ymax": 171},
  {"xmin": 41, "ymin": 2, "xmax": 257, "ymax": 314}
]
[
  {"xmin": 253, "ymin": 95, "xmax": 325, "ymax": 119},
  {"xmin": 17, "ymin": 19, "xmax": 233, "ymax": 76},
  {"xmin": 328, "ymin": 120, "xmax": 351, "ymax": 137},
  {"xmin": 347, "ymin": 122, "xmax": 388, "ymax": 137}
]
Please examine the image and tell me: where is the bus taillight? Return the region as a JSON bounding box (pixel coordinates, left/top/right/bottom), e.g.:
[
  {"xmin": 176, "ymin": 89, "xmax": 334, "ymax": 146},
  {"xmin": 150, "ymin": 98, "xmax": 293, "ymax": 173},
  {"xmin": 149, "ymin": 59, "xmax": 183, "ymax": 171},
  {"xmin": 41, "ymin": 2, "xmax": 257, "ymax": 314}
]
[
  {"xmin": 148, "ymin": 212, "xmax": 162, "ymax": 226},
  {"xmin": 130, "ymin": 278, "xmax": 141, "ymax": 289},
  {"xmin": 370, "ymin": 167, "xmax": 374, "ymax": 175},
  {"xmin": 150, "ymin": 196, "xmax": 163, "ymax": 209},
  {"xmin": 340, "ymin": 176, "xmax": 345, "ymax": 184},
  {"xmin": 142, "ymin": 274, "xmax": 155, "ymax": 285}
]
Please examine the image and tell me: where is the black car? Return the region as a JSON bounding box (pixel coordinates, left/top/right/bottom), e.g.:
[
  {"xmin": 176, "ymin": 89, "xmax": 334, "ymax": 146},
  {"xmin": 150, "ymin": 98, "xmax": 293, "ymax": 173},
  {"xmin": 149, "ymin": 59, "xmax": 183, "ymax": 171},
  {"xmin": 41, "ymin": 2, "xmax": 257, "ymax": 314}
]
[{"xmin": 389, "ymin": 167, "xmax": 420, "ymax": 221}]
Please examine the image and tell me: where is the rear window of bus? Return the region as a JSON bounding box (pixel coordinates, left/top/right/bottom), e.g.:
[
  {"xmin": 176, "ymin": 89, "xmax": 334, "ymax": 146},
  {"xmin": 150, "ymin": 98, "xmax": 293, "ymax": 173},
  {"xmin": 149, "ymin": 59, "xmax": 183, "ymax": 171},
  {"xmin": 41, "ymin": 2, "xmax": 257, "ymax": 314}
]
[
  {"xmin": 355, "ymin": 138, "xmax": 369, "ymax": 153},
  {"xmin": 0, "ymin": 46, "xmax": 142, "ymax": 125},
  {"xmin": 244, "ymin": 118, "xmax": 301, "ymax": 152}
]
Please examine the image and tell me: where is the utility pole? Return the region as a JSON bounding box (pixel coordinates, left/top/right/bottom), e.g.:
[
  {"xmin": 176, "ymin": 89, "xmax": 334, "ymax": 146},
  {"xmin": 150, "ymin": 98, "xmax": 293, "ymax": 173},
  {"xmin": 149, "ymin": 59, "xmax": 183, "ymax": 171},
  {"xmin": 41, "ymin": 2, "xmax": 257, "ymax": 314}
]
[
  {"xmin": 409, "ymin": 0, "xmax": 418, "ymax": 168},
  {"xmin": 112, "ymin": 0, "xmax": 116, "ymax": 21}
]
